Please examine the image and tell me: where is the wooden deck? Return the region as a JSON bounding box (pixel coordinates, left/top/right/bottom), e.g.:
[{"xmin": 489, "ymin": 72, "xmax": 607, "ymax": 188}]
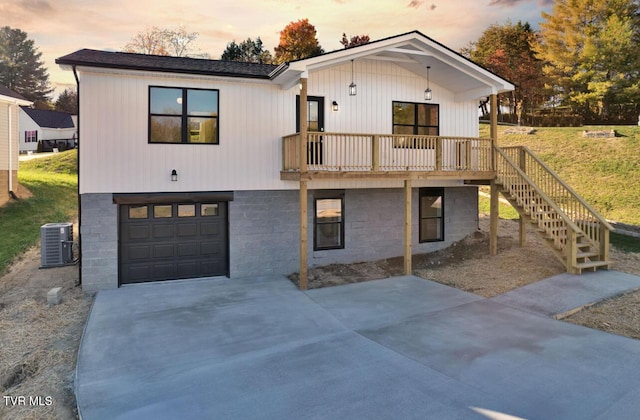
[{"xmin": 281, "ymin": 132, "xmax": 496, "ymax": 181}]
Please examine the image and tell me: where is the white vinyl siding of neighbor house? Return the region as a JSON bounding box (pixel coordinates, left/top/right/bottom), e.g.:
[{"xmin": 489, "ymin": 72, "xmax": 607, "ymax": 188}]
[
  {"xmin": 0, "ymin": 104, "xmax": 20, "ymax": 171},
  {"xmin": 18, "ymin": 110, "xmax": 39, "ymax": 152},
  {"xmin": 77, "ymin": 61, "xmax": 479, "ymax": 194}
]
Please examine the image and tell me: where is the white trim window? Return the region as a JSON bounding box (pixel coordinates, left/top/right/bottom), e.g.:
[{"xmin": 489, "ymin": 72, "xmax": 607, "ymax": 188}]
[{"xmin": 25, "ymin": 130, "xmax": 37, "ymax": 143}]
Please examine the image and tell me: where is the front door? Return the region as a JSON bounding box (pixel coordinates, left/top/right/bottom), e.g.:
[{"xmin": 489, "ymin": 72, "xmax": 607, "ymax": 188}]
[{"xmin": 296, "ymin": 96, "xmax": 325, "ymax": 165}]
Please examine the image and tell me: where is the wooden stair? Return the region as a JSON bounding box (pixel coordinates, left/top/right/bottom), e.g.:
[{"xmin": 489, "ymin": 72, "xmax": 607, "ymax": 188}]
[{"xmin": 494, "ymin": 146, "xmax": 612, "ymax": 274}]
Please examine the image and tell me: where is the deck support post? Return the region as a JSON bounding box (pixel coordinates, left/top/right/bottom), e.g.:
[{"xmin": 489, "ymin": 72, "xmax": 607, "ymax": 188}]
[
  {"xmin": 490, "ymin": 94, "xmax": 498, "ymax": 171},
  {"xmin": 600, "ymin": 225, "xmax": 610, "ymax": 263},
  {"xmin": 299, "ymin": 180, "xmax": 308, "ymax": 290},
  {"xmin": 490, "ymin": 180, "xmax": 499, "ymax": 256},
  {"xmin": 403, "ymin": 179, "xmax": 412, "ymax": 275},
  {"xmin": 518, "ymin": 217, "xmax": 526, "ymax": 247},
  {"xmin": 299, "ymin": 78, "xmax": 308, "ymax": 173}
]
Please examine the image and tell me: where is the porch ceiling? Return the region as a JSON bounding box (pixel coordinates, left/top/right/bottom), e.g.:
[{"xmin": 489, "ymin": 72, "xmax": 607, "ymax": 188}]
[{"xmin": 271, "ymin": 31, "xmax": 514, "ymax": 102}]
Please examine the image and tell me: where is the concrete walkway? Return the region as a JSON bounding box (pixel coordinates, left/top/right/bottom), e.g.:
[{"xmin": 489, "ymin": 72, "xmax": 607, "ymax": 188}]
[{"xmin": 76, "ymin": 272, "xmax": 640, "ymax": 419}]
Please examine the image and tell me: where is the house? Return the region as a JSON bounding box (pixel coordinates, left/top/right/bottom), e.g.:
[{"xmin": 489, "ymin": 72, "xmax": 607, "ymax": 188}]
[
  {"xmin": 19, "ymin": 106, "xmax": 77, "ymax": 153},
  {"xmin": 0, "ymin": 84, "xmax": 32, "ymax": 206},
  {"xmin": 56, "ymin": 31, "xmax": 611, "ymax": 293}
]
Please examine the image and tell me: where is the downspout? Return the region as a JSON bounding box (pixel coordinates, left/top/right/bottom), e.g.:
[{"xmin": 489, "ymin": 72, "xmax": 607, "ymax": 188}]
[
  {"xmin": 73, "ymin": 65, "xmax": 82, "ymax": 286},
  {"xmin": 8, "ymin": 99, "xmax": 17, "ymax": 199}
]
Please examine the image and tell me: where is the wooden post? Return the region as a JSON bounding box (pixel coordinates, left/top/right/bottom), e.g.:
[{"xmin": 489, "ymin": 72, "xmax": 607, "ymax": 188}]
[
  {"xmin": 490, "ymin": 94, "xmax": 498, "ymax": 171},
  {"xmin": 435, "ymin": 137, "xmax": 442, "ymax": 171},
  {"xmin": 490, "ymin": 180, "xmax": 499, "ymax": 256},
  {"xmin": 299, "ymin": 78, "xmax": 308, "ymax": 173},
  {"xmin": 404, "ymin": 179, "xmax": 412, "ymax": 275},
  {"xmin": 299, "ymin": 180, "xmax": 308, "ymax": 290},
  {"xmin": 372, "ymin": 135, "xmax": 380, "ymax": 171},
  {"xmin": 518, "ymin": 217, "xmax": 526, "ymax": 247},
  {"xmin": 567, "ymin": 227, "xmax": 577, "ymax": 274},
  {"xmin": 600, "ymin": 226, "xmax": 610, "ymax": 263}
]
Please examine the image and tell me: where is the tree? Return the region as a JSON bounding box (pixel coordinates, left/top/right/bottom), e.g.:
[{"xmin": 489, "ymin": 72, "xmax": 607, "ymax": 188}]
[
  {"xmin": 221, "ymin": 37, "xmax": 273, "ymax": 63},
  {"xmin": 535, "ymin": 0, "xmax": 640, "ymax": 121},
  {"xmin": 274, "ymin": 19, "xmax": 324, "ymax": 63},
  {"xmin": 464, "ymin": 21, "xmax": 546, "ymax": 125},
  {"xmin": 123, "ymin": 26, "xmax": 199, "ymax": 57},
  {"xmin": 340, "ymin": 33, "xmax": 370, "ymax": 48},
  {"xmin": 55, "ymin": 88, "xmax": 77, "ymax": 114},
  {"xmin": 0, "ymin": 26, "xmax": 53, "ymax": 104}
]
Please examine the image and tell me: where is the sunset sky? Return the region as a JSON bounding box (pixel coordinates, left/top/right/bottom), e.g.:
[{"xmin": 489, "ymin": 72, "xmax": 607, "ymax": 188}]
[{"xmin": 1, "ymin": 0, "xmax": 553, "ymax": 96}]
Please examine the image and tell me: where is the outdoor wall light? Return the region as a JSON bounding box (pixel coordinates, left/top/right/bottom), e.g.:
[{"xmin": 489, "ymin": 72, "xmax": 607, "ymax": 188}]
[
  {"xmin": 424, "ymin": 66, "xmax": 433, "ymax": 101},
  {"xmin": 332, "ymin": 101, "xmax": 339, "ymax": 112},
  {"xmin": 349, "ymin": 60, "xmax": 357, "ymax": 96},
  {"xmin": 171, "ymin": 169, "xmax": 178, "ymax": 182}
]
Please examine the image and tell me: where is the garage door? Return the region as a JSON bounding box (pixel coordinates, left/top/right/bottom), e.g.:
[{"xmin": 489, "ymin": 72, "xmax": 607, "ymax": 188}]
[{"xmin": 119, "ymin": 202, "xmax": 228, "ymax": 284}]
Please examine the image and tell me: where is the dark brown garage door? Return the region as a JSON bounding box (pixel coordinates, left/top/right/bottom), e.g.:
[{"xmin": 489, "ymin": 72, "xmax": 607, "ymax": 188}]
[{"xmin": 119, "ymin": 202, "xmax": 228, "ymax": 284}]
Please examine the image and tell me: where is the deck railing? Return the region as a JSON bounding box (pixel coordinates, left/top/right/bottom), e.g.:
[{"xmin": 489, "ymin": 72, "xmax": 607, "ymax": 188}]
[
  {"xmin": 500, "ymin": 146, "xmax": 612, "ymax": 257},
  {"xmin": 282, "ymin": 132, "xmax": 493, "ymax": 173}
]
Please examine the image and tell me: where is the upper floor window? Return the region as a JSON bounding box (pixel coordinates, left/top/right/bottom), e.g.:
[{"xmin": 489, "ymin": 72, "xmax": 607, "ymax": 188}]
[
  {"xmin": 149, "ymin": 87, "xmax": 219, "ymax": 144},
  {"xmin": 393, "ymin": 101, "xmax": 439, "ymax": 135},
  {"xmin": 25, "ymin": 130, "xmax": 37, "ymax": 143}
]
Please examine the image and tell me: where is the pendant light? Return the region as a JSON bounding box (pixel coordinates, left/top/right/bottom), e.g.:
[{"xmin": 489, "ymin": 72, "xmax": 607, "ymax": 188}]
[
  {"xmin": 424, "ymin": 66, "xmax": 432, "ymax": 101},
  {"xmin": 349, "ymin": 60, "xmax": 357, "ymax": 96}
]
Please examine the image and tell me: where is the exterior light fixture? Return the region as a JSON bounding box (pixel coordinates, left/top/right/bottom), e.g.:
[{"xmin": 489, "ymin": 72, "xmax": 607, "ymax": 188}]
[
  {"xmin": 332, "ymin": 101, "xmax": 339, "ymax": 112},
  {"xmin": 349, "ymin": 60, "xmax": 357, "ymax": 96},
  {"xmin": 171, "ymin": 169, "xmax": 178, "ymax": 182},
  {"xmin": 424, "ymin": 66, "xmax": 433, "ymax": 101}
]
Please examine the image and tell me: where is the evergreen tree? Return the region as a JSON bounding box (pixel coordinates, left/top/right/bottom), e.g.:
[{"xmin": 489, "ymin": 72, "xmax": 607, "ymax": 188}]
[
  {"xmin": 0, "ymin": 26, "xmax": 53, "ymax": 104},
  {"xmin": 55, "ymin": 88, "xmax": 78, "ymax": 114},
  {"xmin": 221, "ymin": 38, "xmax": 273, "ymax": 63},
  {"xmin": 535, "ymin": 0, "xmax": 640, "ymax": 119}
]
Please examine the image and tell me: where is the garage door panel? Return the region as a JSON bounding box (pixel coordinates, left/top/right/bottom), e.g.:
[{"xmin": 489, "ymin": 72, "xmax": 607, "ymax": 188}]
[
  {"xmin": 120, "ymin": 202, "xmax": 228, "ymax": 285},
  {"xmin": 201, "ymin": 222, "xmax": 221, "ymax": 236},
  {"xmin": 153, "ymin": 244, "xmax": 175, "ymax": 259},
  {"xmin": 177, "ymin": 223, "xmax": 198, "ymax": 237},
  {"xmin": 126, "ymin": 245, "xmax": 151, "ymax": 261},
  {"xmin": 152, "ymin": 224, "xmax": 174, "ymax": 239}
]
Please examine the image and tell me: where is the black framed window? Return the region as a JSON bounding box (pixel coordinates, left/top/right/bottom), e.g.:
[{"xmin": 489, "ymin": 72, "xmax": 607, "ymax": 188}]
[
  {"xmin": 419, "ymin": 188, "xmax": 444, "ymax": 242},
  {"xmin": 149, "ymin": 87, "xmax": 219, "ymax": 144},
  {"xmin": 393, "ymin": 101, "xmax": 439, "ymax": 148},
  {"xmin": 314, "ymin": 194, "xmax": 344, "ymax": 250}
]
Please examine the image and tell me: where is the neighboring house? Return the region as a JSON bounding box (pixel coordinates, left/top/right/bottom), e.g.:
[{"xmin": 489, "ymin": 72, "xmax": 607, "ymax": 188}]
[
  {"xmin": 19, "ymin": 107, "xmax": 77, "ymax": 153},
  {"xmin": 56, "ymin": 30, "xmax": 611, "ymax": 293},
  {"xmin": 0, "ymin": 84, "xmax": 32, "ymax": 206}
]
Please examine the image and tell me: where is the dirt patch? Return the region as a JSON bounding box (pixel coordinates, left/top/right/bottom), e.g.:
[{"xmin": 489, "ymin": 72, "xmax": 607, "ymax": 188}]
[
  {"xmin": 291, "ymin": 215, "xmax": 640, "ymax": 340},
  {"xmin": 0, "ymin": 238, "xmax": 93, "ymax": 420}
]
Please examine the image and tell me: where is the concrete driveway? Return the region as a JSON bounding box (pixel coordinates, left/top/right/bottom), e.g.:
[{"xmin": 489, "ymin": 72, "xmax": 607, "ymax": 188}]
[{"xmin": 77, "ymin": 273, "xmax": 640, "ymax": 419}]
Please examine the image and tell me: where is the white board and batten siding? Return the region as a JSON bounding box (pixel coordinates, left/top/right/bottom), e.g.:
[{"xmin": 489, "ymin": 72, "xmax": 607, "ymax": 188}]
[{"xmin": 78, "ymin": 61, "xmax": 479, "ymax": 194}]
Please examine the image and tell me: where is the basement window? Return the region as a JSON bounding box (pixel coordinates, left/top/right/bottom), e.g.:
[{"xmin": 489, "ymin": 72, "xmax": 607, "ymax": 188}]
[
  {"xmin": 149, "ymin": 86, "xmax": 219, "ymax": 144},
  {"xmin": 419, "ymin": 188, "xmax": 444, "ymax": 242},
  {"xmin": 314, "ymin": 194, "xmax": 345, "ymax": 250}
]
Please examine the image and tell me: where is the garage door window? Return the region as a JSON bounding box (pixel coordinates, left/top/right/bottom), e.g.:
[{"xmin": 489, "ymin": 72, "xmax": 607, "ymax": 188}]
[
  {"xmin": 154, "ymin": 205, "xmax": 172, "ymax": 218},
  {"xmin": 129, "ymin": 205, "xmax": 148, "ymax": 219},
  {"xmin": 201, "ymin": 204, "xmax": 219, "ymax": 216},
  {"xmin": 178, "ymin": 204, "xmax": 196, "ymax": 217}
]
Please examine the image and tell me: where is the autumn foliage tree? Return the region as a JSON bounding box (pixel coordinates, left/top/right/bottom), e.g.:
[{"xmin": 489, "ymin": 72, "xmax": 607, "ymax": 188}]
[
  {"xmin": 274, "ymin": 19, "xmax": 324, "ymax": 63},
  {"xmin": 340, "ymin": 33, "xmax": 370, "ymax": 48},
  {"xmin": 464, "ymin": 21, "xmax": 545, "ymax": 125}
]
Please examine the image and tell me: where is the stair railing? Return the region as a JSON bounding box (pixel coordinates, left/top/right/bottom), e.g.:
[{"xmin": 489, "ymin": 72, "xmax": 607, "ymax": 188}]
[
  {"xmin": 494, "ymin": 146, "xmax": 582, "ymax": 271},
  {"xmin": 500, "ymin": 146, "xmax": 612, "ymax": 262}
]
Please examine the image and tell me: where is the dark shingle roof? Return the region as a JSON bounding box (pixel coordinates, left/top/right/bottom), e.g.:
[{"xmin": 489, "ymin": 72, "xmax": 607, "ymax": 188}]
[
  {"xmin": 0, "ymin": 84, "xmax": 28, "ymax": 101},
  {"xmin": 56, "ymin": 49, "xmax": 280, "ymax": 79},
  {"xmin": 21, "ymin": 106, "xmax": 75, "ymax": 129}
]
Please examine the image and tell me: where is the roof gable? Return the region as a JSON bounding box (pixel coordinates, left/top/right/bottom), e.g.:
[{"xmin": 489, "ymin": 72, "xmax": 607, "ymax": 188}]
[{"xmin": 21, "ymin": 106, "xmax": 75, "ymax": 129}]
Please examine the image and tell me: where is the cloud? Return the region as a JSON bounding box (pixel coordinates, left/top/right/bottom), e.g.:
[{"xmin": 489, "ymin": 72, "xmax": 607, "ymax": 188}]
[{"xmin": 0, "ymin": 0, "xmax": 57, "ymax": 24}]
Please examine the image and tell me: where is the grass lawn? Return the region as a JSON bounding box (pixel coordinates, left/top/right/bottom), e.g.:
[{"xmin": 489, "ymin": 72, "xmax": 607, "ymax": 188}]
[
  {"xmin": 0, "ymin": 150, "xmax": 78, "ymax": 274},
  {"xmin": 481, "ymin": 123, "xmax": 640, "ymax": 225}
]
